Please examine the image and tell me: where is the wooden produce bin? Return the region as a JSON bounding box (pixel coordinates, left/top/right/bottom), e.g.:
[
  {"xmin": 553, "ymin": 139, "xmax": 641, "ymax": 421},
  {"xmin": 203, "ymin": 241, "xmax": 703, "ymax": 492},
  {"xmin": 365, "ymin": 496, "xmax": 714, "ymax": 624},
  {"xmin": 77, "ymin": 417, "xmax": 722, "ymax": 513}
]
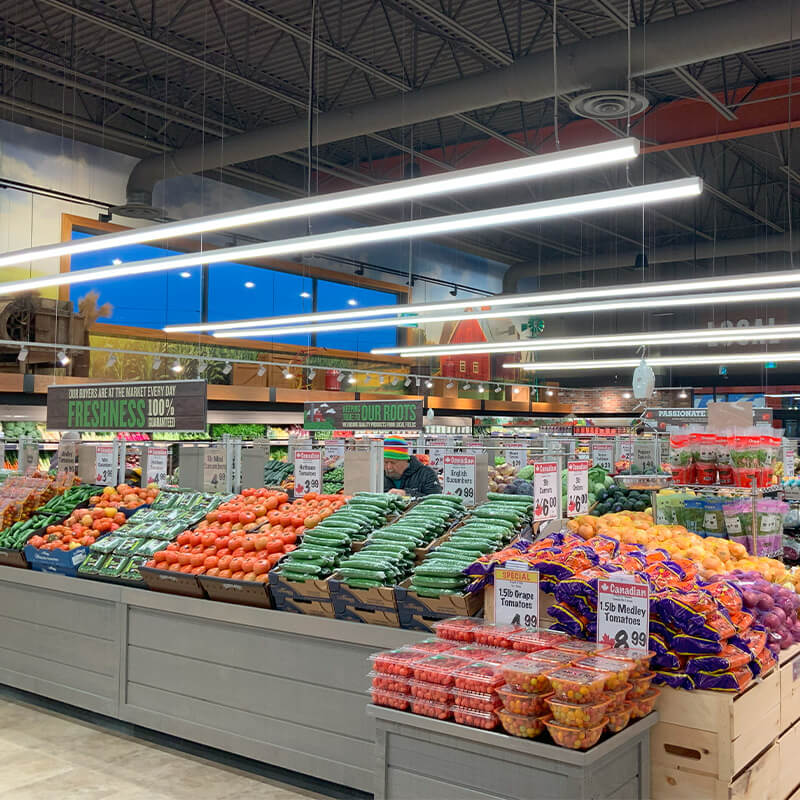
[
  {"xmin": 268, "ymin": 570, "xmax": 336, "ymax": 617},
  {"xmin": 395, "ymin": 578, "xmax": 483, "ymax": 632},
  {"xmin": 329, "ymin": 576, "xmax": 401, "ymax": 627},
  {"xmin": 650, "ymin": 668, "xmax": 781, "ymax": 800}
]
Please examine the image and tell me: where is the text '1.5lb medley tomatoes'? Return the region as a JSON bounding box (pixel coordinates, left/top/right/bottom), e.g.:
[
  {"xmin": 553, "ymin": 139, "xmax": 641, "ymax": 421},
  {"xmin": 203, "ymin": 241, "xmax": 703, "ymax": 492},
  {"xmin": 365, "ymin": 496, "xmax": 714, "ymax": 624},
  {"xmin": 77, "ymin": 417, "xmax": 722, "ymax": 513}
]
[{"xmin": 146, "ymin": 489, "xmax": 348, "ymax": 583}]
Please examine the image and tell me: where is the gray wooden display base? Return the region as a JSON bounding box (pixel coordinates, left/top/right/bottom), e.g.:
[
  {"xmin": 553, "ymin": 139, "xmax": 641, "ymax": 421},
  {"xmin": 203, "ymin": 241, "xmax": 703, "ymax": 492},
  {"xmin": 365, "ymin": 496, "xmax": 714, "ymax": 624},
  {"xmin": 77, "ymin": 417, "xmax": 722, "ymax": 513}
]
[
  {"xmin": 0, "ymin": 565, "xmax": 422, "ymax": 792},
  {"xmin": 370, "ymin": 705, "xmax": 656, "ymax": 800}
]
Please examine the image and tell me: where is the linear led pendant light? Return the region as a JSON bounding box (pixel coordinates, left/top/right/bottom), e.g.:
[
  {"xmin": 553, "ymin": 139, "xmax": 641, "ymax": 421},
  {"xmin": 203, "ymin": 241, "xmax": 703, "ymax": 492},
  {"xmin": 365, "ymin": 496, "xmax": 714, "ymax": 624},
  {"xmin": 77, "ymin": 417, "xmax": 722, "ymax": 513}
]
[
  {"xmin": 371, "ymin": 324, "xmax": 800, "ymax": 357},
  {"xmin": 213, "ymin": 284, "xmax": 797, "ymax": 339},
  {"xmin": 0, "ymin": 139, "xmax": 639, "ymax": 271},
  {"xmin": 503, "ymin": 352, "xmax": 800, "ymax": 372},
  {"xmin": 0, "ymin": 176, "xmax": 698, "ymax": 298}
]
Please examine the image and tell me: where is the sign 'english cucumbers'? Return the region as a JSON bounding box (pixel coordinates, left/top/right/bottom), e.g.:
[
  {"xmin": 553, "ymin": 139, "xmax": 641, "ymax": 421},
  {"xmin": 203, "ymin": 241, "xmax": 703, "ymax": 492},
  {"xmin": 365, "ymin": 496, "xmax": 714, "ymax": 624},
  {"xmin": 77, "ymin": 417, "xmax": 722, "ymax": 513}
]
[{"xmin": 47, "ymin": 380, "xmax": 207, "ymax": 432}]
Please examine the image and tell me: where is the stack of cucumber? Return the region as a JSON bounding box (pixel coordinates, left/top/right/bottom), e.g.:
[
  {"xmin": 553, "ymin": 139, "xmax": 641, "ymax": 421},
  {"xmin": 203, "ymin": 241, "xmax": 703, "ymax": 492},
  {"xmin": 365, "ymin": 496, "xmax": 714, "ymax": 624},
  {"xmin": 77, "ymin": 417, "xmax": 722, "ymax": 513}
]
[
  {"xmin": 277, "ymin": 492, "xmax": 407, "ymax": 582},
  {"xmin": 0, "ymin": 484, "xmax": 100, "ymax": 550},
  {"xmin": 408, "ymin": 496, "xmax": 533, "ymax": 598}
]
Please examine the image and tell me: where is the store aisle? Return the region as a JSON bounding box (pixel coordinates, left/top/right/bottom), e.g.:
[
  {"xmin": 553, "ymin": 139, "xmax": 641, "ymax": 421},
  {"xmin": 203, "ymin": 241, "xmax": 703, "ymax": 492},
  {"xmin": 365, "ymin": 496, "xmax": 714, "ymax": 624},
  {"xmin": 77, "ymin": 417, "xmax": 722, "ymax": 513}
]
[{"xmin": 0, "ymin": 695, "xmax": 331, "ymax": 800}]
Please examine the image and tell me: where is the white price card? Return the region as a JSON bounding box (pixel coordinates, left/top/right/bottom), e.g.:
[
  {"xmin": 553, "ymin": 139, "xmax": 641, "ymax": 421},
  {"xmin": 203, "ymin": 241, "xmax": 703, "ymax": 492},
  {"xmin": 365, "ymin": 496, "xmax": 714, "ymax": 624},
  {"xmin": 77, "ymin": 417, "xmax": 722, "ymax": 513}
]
[
  {"xmin": 597, "ymin": 577, "xmax": 650, "ymax": 651},
  {"xmin": 202, "ymin": 447, "xmax": 227, "ymax": 492},
  {"xmin": 615, "ymin": 436, "xmax": 633, "ymax": 463},
  {"xmin": 784, "ymin": 441, "xmax": 796, "ymax": 480},
  {"xmin": 504, "ymin": 444, "xmax": 527, "ymax": 470},
  {"xmin": 294, "ymin": 450, "xmax": 322, "ymax": 497},
  {"xmin": 428, "ymin": 438, "xmax": 447, "ymax": 470},
  {"xmin": 95, "ymin": 444, "xmax": 116, "ymax": 485},
  {"xmin": 632, "ymin": 439, "xmax": 659, "ymax": 473},
  {"xmin": 590, "ymin": 441, "xmax": 615, "ymax": 471},
  {"xmin": 444, "ymin": 454, "xmax": 477, "ymax": 505},
  {"xmin": 566, "ymin": 460, "xmax": 590, "ymax": 517},
  {"xmin": 323, "ymin": 439, "xmax": 345, "ymax": 467},
  {"xmin": 56, "ymin": 440, "xmax": 78, "ymax": 476},
  {"xmin": 145, "ymin": 447, "xmax": 169, "ymax": 486},
  {"xmin": 533, "ymin": 461, "xmax": 561, "ymax": 522},
  {"xmin": 494, "ymin": 566, "xmax": 540, "ymax": 627}
]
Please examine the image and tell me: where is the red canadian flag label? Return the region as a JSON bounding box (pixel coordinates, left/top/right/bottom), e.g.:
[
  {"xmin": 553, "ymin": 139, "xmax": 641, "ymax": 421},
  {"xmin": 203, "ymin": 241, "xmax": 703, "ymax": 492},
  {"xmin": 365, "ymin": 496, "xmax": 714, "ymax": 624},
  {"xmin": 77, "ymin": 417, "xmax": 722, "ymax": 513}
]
[
  {"xmin": 597, "ymin": 577, "xmax": 650, "ymax": 651},
  {"xmin": 533, "ymin": 461, "xmax": 560, "ymax": 522}
]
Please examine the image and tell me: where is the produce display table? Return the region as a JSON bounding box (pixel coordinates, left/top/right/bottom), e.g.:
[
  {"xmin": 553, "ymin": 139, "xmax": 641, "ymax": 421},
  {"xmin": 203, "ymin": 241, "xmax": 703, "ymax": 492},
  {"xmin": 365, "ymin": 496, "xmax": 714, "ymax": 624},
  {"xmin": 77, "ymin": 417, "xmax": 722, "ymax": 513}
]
[
  {"xmin": 0, "ymin": 565, "xmax": 420, "ymax": 792},
  {"xmin": 370, "ymin": 705, "xmax": 657, "ymax": 800}
]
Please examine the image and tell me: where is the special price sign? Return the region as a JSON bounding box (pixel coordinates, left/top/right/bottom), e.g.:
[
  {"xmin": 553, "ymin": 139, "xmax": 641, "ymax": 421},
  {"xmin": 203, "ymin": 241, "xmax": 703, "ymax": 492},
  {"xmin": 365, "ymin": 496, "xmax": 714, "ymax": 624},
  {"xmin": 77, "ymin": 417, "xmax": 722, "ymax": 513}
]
[
  {"xmin": 294, "ymin": 450, "xmax": 322, "ymax": 497},
  {"xmin": 566, "ymin": 460, "xmax": 590, "ymax": 517},
  {"xmin": 533, "ymin": 461, "xmax": 561, "ymax": 522},
  {"xmin": 95, "ymin": 444, "xmax": 116, "ymax": 485},
  {"xmin": 444, "ymin": 454, "xmax": 476, "ymax": 505},
  {"xmin": 145, "ymin": 447, "xmax": 169, "ymax": 486},
  {"xmin": 590, "ymin": 440, "xmax": 615, "ymax": 471},
  {"xmin": 597, "ymin": 577, "xmax": 650, "ymax": 651},
  {"xmin": 504, "ymin": 444, "xmax": 527, "ymax": 470},
  {"xmin": 494, "ymin": 566, "xmax": 540, "ymax": 627}
]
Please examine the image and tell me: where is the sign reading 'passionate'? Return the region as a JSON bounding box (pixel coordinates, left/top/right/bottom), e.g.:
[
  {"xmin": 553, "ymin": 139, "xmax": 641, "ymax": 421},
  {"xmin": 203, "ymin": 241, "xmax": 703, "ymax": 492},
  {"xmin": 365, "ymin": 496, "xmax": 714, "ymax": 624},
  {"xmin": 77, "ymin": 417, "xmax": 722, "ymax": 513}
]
[
  {"xmin": 47, "ymin": 380, "xmax": 207, "ymax": 432},
  {"xmin": 304, "ymin": 400, "xmax": 423, "ymax": 430}
]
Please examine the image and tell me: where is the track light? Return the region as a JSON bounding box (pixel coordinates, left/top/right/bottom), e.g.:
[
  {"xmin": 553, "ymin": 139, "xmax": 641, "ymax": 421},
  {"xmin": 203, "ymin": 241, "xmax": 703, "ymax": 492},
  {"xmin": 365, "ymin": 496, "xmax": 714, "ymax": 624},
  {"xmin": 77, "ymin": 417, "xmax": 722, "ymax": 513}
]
[
  {"xmin": 283, "ymin": 368, "xmax": 294, "ymax": 379},
  {"xmin": 308, "ymin": 368, "xmax": 316, "ymax": 379},
  {"xmin": 391, "ymin": 377, "xmax": 399, "ymax": 386},
  {"xmin": 223, "ymin": 362, "xmax": 233, "ymax": 375},
  {"xmin": 170, "ymin": 359, "xmax": 183, "ymax": 373},
  {"xmin": 464, "ymin": 383, "xmax": 471, "ymax": 390},
  {"xmin": 337, "ymin": 371, "xmax": 345, "ymax": 383},
  {"xmin": 425, "ymin": 380, "xmax": 433, "ymax": 389},
  {"xmin": 17, "ymin": 347, "xmax": 28, "ymax": 363},
  {"xmin": 9, "ymin": 177, "xmax": 698, "ymax": 299},
  {"xmin": 57, "ymin": 349, "xmax": 70, "ymax": 366},
  {"xmin": 446, "ymin": 381, "xmax": 455, "ymax": 389},
  {"xmin": 450, "ymin": 287, "xmax": 458, "ymax": 297},
  {"xmin": 513, "ymin": 387, "xmax": 520, "ymax": 394},
  {"xmin": 105, "ymin": 353, "xmax": 117, "ymax": 368},
  {"xmin": 404, "ymin": 377, "xmax": 412, "ymax": 387},
  {"xmin": 257, "ymin": 364, "xmax": 266, "ymax": 377},
  {"xmin": 546, "ymin": 389, "xmax": 554, "ymax": 396},
  {"xmin": 415, "ymin": 377, "xmax": 422, "ymax": 387},
  {"xmin": 494, "ymin": 385, "xmax": 502, "ymax": 393},
  {"xmin": 197, "ymin": 358, "xmax": 207, "ymax": 372},
  {"xmin": 679, "ymin": 390, "xmax": 688, "ymax": 399},
  {"xmin": 0, "ymin": 140, "xmax": 640, "ymax": 275},
  {"xmin": 348, "ymin": 374, "xmax": 357, "ymax": 384},
  {"xmin": 477, "ymin": 385, "xmax": 485, "ymax": 393}
]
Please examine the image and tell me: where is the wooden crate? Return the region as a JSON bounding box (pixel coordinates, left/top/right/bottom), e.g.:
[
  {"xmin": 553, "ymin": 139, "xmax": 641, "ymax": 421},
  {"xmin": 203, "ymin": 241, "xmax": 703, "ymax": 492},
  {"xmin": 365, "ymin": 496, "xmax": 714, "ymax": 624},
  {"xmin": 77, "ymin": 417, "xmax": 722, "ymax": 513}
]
[
  {"xmin": 780, "ymin": 644, "xmax": 800, "ymax": 733},
  {"xmin": 651, "ymin": 742, "xmax": 779, "ymax": 800},
  {"xmin": 328, "ymin": 576, "xmax": 401, "ymax": 627},
  {"xmin": 267, "ymin": 570, "xmax": 335, "ymax": 618},
  {"xmin": 778, "ymin": 719, "xmax": 800, "ymax": 799},
  {"xmin": 651, "ymin": 669, "xmax": 780, "ymax": 782}
]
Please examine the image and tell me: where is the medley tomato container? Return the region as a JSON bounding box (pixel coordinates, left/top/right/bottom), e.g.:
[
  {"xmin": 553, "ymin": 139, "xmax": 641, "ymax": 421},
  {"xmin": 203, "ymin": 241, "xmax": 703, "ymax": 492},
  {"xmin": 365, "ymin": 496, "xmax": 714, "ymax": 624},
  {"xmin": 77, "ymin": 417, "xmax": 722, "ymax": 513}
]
[
  {"xmin": 575, "ymin": 656, "xmax": 635, "ymax": 691},
  {"xmin": 408, "ymin": 679, "xmax": 454, "ymax": 705},
  {"xmin": 548, "ymin": 667, "xmax": 610, "ymax": 704},
  {"xmin": 605, "ymin": 683, "xmax": 631, "ymax": 712},
  {"xmin": 555, "ymin": 640, "xmax": 611, "ymax": 658},
  {"xmin": 496, "ymin": 709, "xmax": 548, "ymax": 739},
  {"xmin": 432, "ymin": 617, "xmax": 483, "ymax": 643},
  {"xmin": 451, "ymin": 706, "xmax": 498, "ymax": 730},
  {"xmin": 411, "ymin": 654, "xmax": 471, "ymax": 686},
  {"xmin": 605, "ymin": 704, "xmax": 633, "ymax": 733},
  {"xmin": 628, "ymin": 687, "xmax": 659, "ymax": 719},
  {"xmin": 496, "ymin": 685, "xmax": 552, "ymax": 716},
  {"xmin": 508, "ymin": 629, "xmax": 570, "ymax": 654},
  {"xmin": 501, "ymin": 658, "xmax": 553, "ymax": 694},
  {"xmin": 545, "ymin": 717, "xmax": 607, "ymax": 750},
  {"xmin": 370, "ymin": 649, "xmax": 426, "ymax": 677},
  {"xmin": 546, "ymin": 695, "xmax": 611, "ymax": 728},
  {"xmin": 602, "ymin": 647, "xmax": 655, "ymax": 676},
  {"xmin": 627, "ymin": 671, "xmax": 655, "ymax": 699},
  {"xmin": 530, "ymin": 648, "xmax": 577, "ymax": 666}
]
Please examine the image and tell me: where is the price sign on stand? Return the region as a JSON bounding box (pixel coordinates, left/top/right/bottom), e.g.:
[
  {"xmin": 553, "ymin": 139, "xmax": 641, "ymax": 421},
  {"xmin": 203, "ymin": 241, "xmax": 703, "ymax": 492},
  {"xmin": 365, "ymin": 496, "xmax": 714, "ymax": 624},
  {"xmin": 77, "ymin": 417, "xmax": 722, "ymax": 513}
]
[
  {"xmin": 633, "ymin": 439, "xmax": 659, "ymax": 473},
  {"xmin": 533, "ymin": 461, "xmax": 561, "ymax": 522},
  {"xmin": 323, "ymin": 439, "xmax": 345, "ymax": 467},
  {"xmin": 590, "ymin": 441, "xmax": 615, "ymax": 471},
  {"xmin": 444, "ymin": 454, "xmax": 477, "ymax": 505},
  {"xmin": 145, "ymin": 447, "xmax": 169, "ymax": 486},
  {"xmin": 783, "ymin": 441, "xmax": 796, "ymax": 480},
  {"xmin": 429, "ymin": 438, "xmax": 447, "ymax": 470},
  {"xmin": 56, "ymin": 440, "xmax": 78, "ymax": 477},
  {"xmin": 494, "ymin": 566, "xmax": 540, "ymax": 627},
  {"xmin": 294, "ymin": 450, "xmax": 322, "ymax": 497},
  {"xmin": 504, "ymin": 444, "xmax": 527, "ymax": 471},
  {"xmin": 597, "ymin": 577, "xmax": 650, "ymax": 650},
  {"xmin": 95, "ymin": 444, "xmax": 116, "ymax": 485},
  {"xmin": 202, "ymin": 447, "xmax": 227, "ymax": 492},
  {"xmin": 615, "ymin": 436, "xmax": 633, "ymax": 463},
  {"xmin": 566, "ymin": 460, "xmax": 590, "ymax": 517}
]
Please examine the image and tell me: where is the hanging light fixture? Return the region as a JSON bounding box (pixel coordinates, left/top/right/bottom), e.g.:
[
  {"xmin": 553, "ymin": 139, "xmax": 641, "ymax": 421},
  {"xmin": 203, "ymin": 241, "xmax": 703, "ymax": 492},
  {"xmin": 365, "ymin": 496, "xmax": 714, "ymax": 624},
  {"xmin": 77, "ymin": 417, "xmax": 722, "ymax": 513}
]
[
  {"xmin": 348, "ymin": 373, "xmax": 357, "ymax": 384},
  {"xmin": 283, "ymin": 368, "xmax": 294, "ymax": 379},
  {"xmin": 105, "ymin": 353, "xmax": 117, "ymax": 368},
  {"xmin": 17, "ymin": 347, "xmax": 28, "ymax": 363},
  {"xmin": 477, "ymin": 385, "xmax": 485, "ymax": 393},
  {"xmin": 337, "ymin": 371, "xmax": 345, "ymax": 383},
  {"xmin": 152, "ymin": 355, "xmax": 162, "ymax": 370},
  {"xmin": 170, "ymin": 359, "xmax": 183, "ymax": 373},
  {"xmin": 223, "ymin": 362, "xmax": 233, "ymax": 375},
  {"xmin": 446, "ymin": 381, "xmax": 455, "ymax": 389},
  {"xmin": 57, "ymin": 349, "xmax": 70, "ymax": 365},
  {"xmin": 506, "ymin": 351, "xmax": 800, "ymax": 371},
  {"xmin": 308, "ymin": 368, "xmax": 316, "ymax": 379},
  {"xmin": 197, "ymin": 358, "xmax": 207, "ymax": 372},
  {"xmin": 257, "ymin": 364, "xmax": 266, "ymax": 377},
  {"xmin": 425, "ymin": 380, "xmax": 433, "ymax": 389},
  {"xmin": 0, "ymin": 140, "xmax": 640, "ymax": 274}
]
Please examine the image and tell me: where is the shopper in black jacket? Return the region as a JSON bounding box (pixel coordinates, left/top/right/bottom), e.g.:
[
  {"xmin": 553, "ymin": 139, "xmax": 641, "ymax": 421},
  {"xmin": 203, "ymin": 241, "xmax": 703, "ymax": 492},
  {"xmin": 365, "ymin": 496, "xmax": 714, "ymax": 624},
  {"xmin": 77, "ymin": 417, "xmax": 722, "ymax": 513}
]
[{"xmin": 383, "ymin": 437, "xmax": 442, "ymax": 497}]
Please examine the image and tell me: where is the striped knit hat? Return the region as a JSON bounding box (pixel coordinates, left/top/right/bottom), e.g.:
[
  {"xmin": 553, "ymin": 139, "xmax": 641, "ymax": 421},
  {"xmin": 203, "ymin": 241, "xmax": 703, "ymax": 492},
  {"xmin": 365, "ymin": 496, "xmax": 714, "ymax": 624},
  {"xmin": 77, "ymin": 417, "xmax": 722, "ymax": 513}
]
[{"xmin": 384, "ymin": 437, "xmax": 410, "ymax": 460}]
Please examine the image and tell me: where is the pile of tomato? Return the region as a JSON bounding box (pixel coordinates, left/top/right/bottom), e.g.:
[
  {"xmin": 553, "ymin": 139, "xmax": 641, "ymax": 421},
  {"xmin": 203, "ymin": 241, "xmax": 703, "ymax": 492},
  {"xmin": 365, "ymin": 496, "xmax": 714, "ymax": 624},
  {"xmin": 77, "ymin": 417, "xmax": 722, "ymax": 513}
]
[
  {"xmin": 145, "ymin": 489, "xmax": 350, "ymax": 582},
  {"xmin": 28, "ymin": 506, "xmax": 127, "ymax": 551},
  {"xmin": 90, "ymin": 484, "xmax": 158, "ymax": 510}
]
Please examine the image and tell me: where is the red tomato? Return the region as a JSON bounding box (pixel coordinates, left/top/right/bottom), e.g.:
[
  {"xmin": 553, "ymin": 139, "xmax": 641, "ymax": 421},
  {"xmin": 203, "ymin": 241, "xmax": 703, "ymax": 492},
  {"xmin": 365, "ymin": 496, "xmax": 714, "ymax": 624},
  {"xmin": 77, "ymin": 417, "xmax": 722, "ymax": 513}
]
[{"xmin": 204, "ymin": 555, "xmax": 219, "ymax": 569}]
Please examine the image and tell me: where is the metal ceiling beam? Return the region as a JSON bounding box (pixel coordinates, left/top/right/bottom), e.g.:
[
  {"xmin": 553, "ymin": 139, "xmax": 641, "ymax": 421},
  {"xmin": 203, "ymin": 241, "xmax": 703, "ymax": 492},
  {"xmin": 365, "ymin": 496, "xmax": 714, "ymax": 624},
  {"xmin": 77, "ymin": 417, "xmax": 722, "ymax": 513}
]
[{"xmin": 588, "ymin": 0, "xmax": 737, "ymax": 120}]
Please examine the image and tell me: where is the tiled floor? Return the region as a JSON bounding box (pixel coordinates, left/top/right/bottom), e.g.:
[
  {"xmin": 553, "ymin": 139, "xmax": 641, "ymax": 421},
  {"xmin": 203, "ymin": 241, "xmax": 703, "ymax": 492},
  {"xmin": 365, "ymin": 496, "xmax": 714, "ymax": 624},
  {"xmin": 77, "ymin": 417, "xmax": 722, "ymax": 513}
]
[{"xmin": 0, "ymin": 696, "xmax": 331, "ymax": 800}]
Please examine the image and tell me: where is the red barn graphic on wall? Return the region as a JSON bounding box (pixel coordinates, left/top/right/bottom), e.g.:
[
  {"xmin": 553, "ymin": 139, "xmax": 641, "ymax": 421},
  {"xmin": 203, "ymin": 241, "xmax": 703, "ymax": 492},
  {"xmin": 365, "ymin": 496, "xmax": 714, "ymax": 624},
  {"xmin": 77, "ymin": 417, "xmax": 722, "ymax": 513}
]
[{"xmin": 438, "ymin": 317, "xmax": 522, "ymax": 382}]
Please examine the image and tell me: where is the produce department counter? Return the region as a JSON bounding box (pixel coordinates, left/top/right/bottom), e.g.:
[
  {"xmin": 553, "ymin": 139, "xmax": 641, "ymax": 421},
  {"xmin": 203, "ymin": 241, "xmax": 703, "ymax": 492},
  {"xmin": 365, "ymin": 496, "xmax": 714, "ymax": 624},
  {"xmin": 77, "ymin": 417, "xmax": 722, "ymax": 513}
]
[{"xmin": 0, "ymin": 565, "xmax": 420, "ymax": 792}]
